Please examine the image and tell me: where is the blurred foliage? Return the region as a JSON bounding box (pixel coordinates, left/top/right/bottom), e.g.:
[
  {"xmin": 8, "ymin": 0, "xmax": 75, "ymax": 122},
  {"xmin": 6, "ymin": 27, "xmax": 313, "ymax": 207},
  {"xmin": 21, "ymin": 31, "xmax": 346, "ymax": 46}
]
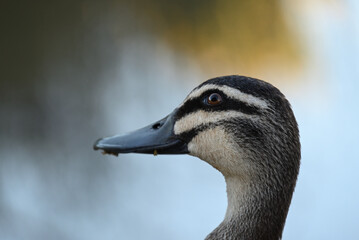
[
  {"xmin": 0, "ymin": 0, "xmax": 301, "ymax": 93},
  {"xmin": 129, "ymin": 0, "xmax": 301, "ymax": 76}
]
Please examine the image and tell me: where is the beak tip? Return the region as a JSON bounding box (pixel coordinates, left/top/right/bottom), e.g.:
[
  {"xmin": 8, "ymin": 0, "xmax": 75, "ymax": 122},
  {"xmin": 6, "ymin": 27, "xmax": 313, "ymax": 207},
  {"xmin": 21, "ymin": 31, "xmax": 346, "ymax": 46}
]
[
  {"xmin": 93, "ymin": 138, "xmax": 120, "ymax": 157},
  {"xmin": 93, "ymin": 138, "xmax": 104, "ymax": 151}
]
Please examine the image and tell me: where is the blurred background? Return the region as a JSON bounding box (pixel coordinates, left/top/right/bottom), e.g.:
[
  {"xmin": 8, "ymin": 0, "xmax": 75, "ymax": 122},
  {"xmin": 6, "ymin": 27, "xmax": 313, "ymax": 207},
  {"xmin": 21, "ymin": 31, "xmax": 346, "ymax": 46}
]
[{"xmin": 1, "ymin": 0, "xmax": 358, "ymax": 239}]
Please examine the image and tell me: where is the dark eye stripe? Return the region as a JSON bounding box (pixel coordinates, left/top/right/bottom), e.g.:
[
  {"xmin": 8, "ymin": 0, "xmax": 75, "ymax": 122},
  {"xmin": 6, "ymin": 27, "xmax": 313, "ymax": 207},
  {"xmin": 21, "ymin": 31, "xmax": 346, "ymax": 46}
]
[{"xmin": 175, "ymin": 90, "xmax": 260, "ymax": 121}]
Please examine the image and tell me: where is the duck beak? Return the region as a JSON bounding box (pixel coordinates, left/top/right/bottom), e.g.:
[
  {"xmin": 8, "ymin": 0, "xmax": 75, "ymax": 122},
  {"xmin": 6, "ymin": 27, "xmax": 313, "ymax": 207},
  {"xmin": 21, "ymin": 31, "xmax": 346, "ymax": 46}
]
[{"xmin": 93, "ymin": 110, "xmax": 188, "ymax": 156}]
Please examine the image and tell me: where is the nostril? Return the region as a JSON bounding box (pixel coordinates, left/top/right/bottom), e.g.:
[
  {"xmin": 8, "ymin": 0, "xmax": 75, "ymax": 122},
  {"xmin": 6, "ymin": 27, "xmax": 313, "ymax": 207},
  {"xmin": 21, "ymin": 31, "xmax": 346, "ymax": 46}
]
[{"xmin": 152, "ymin": 122, "xmax": 162, "ymax": 130}]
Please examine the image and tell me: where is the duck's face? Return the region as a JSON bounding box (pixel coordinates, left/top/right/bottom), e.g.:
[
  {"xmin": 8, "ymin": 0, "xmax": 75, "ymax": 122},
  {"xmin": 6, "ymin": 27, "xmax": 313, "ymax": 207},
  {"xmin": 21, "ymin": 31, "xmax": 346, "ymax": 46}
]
[
  {"xmin": 172, "ymin": 81, "xmax": 269, "ymax": 176},
  {"xmin": 94, "ymin": 76, "xmax": 299, "ymax": 178}
]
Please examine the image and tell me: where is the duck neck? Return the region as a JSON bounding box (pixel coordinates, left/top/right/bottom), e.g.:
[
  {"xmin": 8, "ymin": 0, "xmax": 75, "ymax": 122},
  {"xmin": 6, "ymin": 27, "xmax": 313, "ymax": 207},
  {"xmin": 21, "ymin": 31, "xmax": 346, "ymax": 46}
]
[{"xmin": 205, "ymin": 175, "xmax": 290, "ymax": 240}]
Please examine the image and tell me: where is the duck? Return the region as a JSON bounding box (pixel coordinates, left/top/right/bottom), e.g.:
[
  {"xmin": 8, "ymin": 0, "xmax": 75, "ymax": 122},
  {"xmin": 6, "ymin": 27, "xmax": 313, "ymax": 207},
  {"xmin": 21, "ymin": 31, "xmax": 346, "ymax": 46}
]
[{"xmin": 94, "ymin": 75, "xmax": 301, "ymax": 240}]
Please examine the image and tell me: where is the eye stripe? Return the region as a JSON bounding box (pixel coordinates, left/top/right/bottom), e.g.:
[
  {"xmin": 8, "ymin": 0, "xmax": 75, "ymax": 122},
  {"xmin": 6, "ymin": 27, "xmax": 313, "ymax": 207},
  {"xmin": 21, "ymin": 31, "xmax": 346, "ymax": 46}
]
[
  {"xmin": 182, "ymin": 84, "xmax": 268, "ymax": 109},
  {"xmin": 175, "ymin": 89, "xmax": 260, "ymax": 121}
]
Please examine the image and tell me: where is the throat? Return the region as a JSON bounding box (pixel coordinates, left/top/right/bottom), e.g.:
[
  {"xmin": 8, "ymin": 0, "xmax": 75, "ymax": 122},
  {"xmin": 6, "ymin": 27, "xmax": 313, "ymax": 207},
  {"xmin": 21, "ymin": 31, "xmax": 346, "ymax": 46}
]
[
  {"xmin": 205, "ymin": 176, "xmax": 288, "ymax": 240},
  {"xmin": 224, "ymin": 176, "xmax": 250, "ymax": 221}
]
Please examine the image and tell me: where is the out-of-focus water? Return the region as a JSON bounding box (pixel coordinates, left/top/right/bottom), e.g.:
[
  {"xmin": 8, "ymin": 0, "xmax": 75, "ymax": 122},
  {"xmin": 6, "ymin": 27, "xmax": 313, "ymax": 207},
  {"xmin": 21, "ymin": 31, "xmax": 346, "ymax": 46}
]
[
  {"xmin": 1, "ymin": 1, "xmax": 359, "ymax": 239},
  {"xmin": 282, "ymin": 1, "xmax": 359, "ymax": 239}
]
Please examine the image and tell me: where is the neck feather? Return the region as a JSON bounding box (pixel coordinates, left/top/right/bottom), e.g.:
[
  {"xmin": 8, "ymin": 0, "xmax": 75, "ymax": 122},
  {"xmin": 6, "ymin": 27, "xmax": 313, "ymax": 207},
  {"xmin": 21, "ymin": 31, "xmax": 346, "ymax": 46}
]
[{"xmin": 205, "ymin": 175, "xmax": 291, "ymax": 240}]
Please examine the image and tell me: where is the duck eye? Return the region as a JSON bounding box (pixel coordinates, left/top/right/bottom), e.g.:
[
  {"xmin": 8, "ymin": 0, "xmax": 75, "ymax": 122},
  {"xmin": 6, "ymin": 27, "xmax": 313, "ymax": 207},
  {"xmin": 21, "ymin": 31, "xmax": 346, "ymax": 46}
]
[{"xmin": 207, "ymin": 93, "xmax": 222, "ymax": 105}]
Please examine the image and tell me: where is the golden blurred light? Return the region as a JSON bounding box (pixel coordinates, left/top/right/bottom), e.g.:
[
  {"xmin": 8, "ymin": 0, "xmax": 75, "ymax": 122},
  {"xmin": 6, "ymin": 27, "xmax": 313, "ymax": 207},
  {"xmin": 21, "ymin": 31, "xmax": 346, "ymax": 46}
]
[{"xmin": 130, "ymin": 0, "xmax": 302, "ymax": 78}]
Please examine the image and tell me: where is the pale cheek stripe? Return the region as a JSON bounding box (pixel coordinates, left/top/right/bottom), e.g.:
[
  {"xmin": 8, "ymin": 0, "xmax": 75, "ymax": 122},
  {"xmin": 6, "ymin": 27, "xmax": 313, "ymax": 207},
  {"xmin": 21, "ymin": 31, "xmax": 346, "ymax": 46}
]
[
  {"xmin": 174, "ymin": 110, "xmax": 258, "ymax": 135},
  {"xmin": 179, "ymin": 84, "xmax": 268, "ymax": 109}
]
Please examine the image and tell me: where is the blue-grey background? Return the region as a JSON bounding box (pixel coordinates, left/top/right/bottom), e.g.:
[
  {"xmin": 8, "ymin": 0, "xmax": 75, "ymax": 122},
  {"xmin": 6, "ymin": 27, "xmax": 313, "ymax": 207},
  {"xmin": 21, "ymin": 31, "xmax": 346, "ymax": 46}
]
[{"xmin": 1, "ymin": 1, "xmax": 358, "ymax": 239}]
